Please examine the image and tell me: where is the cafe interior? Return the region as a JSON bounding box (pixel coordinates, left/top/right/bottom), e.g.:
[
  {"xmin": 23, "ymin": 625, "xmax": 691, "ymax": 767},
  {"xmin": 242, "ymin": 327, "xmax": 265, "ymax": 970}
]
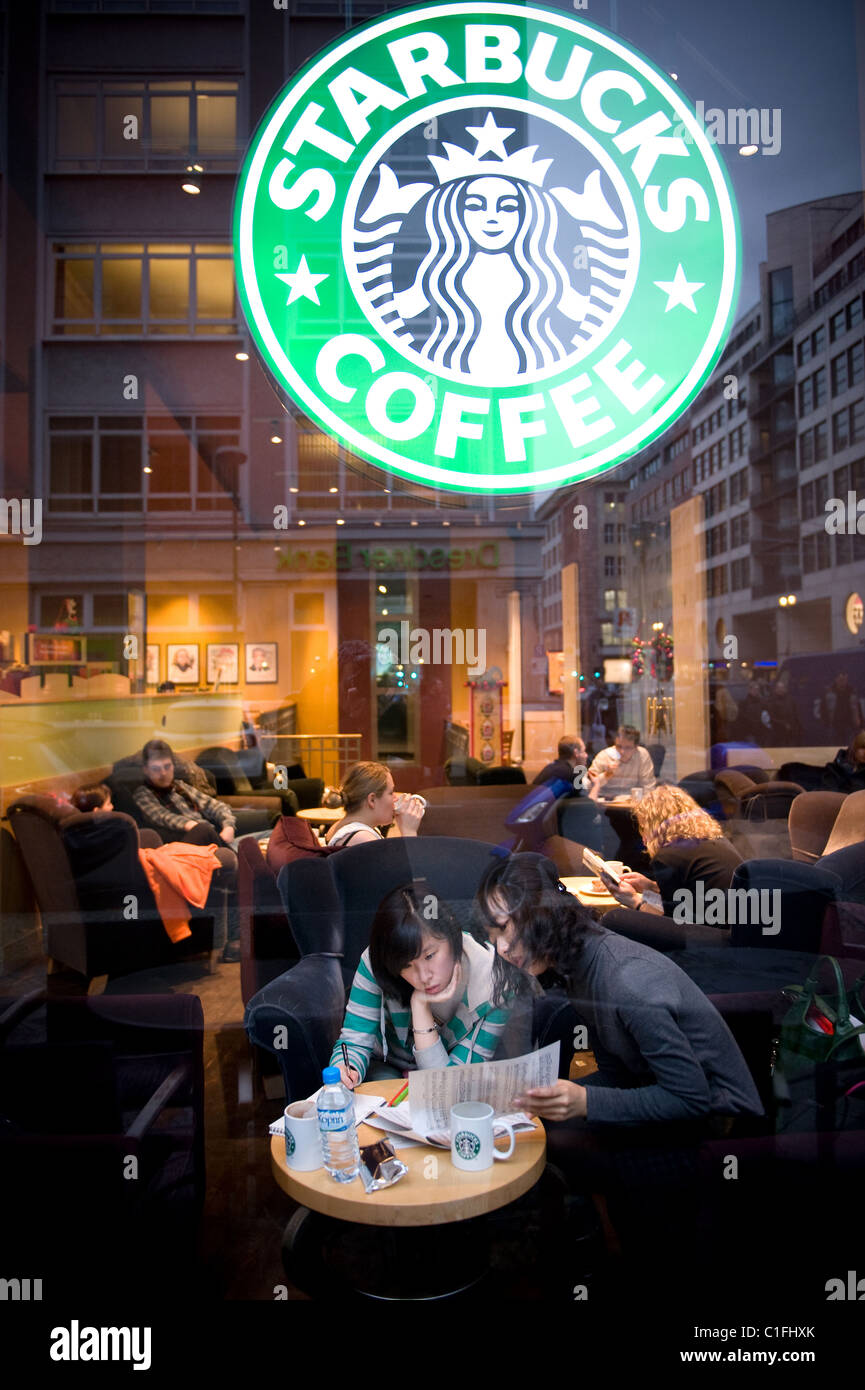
[{"xmin": 1, "ymin": 0, "xmax": 864, "ymax": 1336}]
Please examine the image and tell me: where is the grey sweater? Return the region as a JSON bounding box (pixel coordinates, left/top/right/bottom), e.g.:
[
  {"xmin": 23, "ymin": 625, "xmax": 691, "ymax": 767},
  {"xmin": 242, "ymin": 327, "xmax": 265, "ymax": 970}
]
[{"xmin": 569, "ymin": 924, "xmax": 763, "ymax": 1125}]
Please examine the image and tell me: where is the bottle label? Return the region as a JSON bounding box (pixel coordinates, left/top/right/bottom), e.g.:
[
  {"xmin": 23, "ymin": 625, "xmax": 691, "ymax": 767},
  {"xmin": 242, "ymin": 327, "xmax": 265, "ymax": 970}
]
[{"xmin": 318, "ymin": 1108, "xmax": 351, "ymax": 1132}]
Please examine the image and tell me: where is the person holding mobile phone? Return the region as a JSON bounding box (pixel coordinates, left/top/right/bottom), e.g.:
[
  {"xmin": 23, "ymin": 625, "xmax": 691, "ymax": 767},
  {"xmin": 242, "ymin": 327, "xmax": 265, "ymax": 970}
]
[
  {"xmin": 599, "ymin": 785, "xmax": 741, "ymax": 919},
  {"xmin": 330, "ymin": 880, "xmax": 515, "ymax": 1089}
]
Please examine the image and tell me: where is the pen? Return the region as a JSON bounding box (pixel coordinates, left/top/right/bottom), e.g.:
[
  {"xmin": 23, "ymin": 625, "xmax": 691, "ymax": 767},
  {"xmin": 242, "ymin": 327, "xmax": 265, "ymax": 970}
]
[
  {"xmin": 340, "ymin": 1042, "xmax": 351, "ymax": 1076},
  {"xmin": 388, "ymin": 1081, "xmax": 409, "ymax": 1107}
]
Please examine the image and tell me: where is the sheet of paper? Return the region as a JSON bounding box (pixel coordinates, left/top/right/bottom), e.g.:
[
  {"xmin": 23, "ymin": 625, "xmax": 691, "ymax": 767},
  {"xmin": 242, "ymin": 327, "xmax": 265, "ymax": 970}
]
[
  {"xmin": 406, "ymin": 1043, "xmax": 559, "ymax": 1134},
  {"xmin": 269, "ymin": 1091, "xmax": 385, "ymax": 1136}
]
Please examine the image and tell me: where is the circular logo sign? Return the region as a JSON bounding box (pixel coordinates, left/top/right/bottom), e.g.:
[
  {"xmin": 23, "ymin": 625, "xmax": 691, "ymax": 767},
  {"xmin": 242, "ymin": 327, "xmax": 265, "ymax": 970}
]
[
  {"xmin": 234, "ymin": 2, "xmax": 739, "ymax": 493},
  {"xmin": 454, "ymin": 1130, "xmax": 482, "ymax": 1160}
]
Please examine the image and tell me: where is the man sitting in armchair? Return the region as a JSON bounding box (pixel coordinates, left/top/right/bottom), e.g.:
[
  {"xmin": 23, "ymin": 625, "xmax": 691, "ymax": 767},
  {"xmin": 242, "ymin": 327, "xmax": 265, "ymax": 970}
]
[
  {"xmin": 133, "ymin": 738, "xmax": 241, "ymax": 960},
  {"xmin": 134, "ymin": 738, "xmax": 237, "ymax": 848}
]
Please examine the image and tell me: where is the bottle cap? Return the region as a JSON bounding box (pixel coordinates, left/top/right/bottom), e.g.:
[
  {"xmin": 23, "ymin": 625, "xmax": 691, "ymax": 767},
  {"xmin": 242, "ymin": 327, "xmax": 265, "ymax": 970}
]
[{"xmin": 322, "ymin": 1066, "xmax": 340, "ymax": 1084}]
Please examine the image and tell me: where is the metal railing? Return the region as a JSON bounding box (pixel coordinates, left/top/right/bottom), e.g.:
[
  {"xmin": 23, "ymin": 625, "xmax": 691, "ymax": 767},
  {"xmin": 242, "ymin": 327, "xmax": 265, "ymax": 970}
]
[{"xmin": 267, "ymin": 734, "xmax": 363, "ymax": 788}]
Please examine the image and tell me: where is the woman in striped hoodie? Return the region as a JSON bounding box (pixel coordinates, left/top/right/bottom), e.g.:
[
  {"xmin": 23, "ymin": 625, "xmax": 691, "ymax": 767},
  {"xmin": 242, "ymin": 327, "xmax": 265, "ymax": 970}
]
[{"xmin": 330, "ymin": 881, "xmax": 514, "ymax": 1086}]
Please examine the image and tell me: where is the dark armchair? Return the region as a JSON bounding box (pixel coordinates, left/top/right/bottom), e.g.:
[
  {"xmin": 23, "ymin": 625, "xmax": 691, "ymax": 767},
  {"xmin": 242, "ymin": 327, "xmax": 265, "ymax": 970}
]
[
  {"xmin": 0, "ymin": 991, "xmax": 205, "ymax": 1295},
  {"xmin": 601, "ymin": 857, "xmax": 842, "ymax": 995},
  {"xmin": 244, "ymin": 836, "xmax": 578, "ymax": 1100},
  {"xmin": 195, "ymin": 745, "xmax": 323, "ymax": 814},
  {"xmin": 8, "ymin": 795, "xmax": 218, "ymax": 980},
  {"xmin": 107, "ymin": 751, "xmax": 281, "ymax": 836}
]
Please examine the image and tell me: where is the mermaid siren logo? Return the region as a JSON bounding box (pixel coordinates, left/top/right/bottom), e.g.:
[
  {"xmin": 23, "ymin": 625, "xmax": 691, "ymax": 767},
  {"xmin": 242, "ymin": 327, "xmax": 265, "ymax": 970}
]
[
  {"xmin": 352, "ymin": 112, "xmax": 630, "ymax": 383},
  {"xmin": 234, "ymin": 3, "xmax": 739, "ymax": 492}
]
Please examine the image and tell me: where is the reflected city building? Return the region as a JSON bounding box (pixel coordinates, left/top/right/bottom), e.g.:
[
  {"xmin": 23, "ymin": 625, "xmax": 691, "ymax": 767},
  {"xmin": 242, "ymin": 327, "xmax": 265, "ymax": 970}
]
[{"xmin": 0, "ymin": 0, "xmax": 863, "ymax": 1337}]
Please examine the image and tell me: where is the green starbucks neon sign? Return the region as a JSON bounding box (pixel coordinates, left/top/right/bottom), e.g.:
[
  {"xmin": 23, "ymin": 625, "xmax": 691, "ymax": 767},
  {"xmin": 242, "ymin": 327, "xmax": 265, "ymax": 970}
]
[{"xmin": 234, "ymin": 2, "xmax": 739, "ymax": 493}]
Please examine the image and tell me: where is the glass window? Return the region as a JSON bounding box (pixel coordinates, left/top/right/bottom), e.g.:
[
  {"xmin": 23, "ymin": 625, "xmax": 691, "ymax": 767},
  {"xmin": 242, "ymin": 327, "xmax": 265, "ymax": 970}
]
[
  {"xmin": 102, "ymin": 257, "xmax": 142, "ymax": 320},
  {"xmin": 56, "ymin": 95, "xmax": 96, "ymax": 158},
  {"xmin": 150, "ymin": 96, "xmax": 189, "ymax": 153},
  {"xmin": 832, "ymin": 351, "xmax": 849, "ymax": 395},
  {"xmin": 149, "ymin": 257, "xmax": 190, "ymax": 320}
]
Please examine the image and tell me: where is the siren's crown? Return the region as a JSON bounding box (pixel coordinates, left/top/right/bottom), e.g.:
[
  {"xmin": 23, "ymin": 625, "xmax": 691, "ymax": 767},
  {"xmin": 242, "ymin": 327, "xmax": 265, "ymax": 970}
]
[{"xmin": 428, "ymin": 112, "xmax": 552, "ymax": 188}]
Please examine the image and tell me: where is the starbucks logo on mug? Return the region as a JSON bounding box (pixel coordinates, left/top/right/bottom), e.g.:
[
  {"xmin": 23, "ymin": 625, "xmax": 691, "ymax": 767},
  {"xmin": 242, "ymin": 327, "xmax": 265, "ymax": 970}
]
[
  {"xmin": 285, "ymin": 1131, "xmax": 296, "ymax": 1157},
  {"xmin": 454, "ymin": 1130, "xmax": 482, "ymax": 1161}
]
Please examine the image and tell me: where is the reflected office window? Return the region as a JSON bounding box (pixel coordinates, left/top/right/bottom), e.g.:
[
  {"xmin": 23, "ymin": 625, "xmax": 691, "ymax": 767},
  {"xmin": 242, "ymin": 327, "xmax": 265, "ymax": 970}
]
[
  {"xmin": 51, "ymin": 242, "xmax": 236, "ymax": 335},
  {"xmin": 51, "ymin": 79, "xmax": 239, "ymax": 170},
  {"xmin": 47, "ymin": 413, "xmax": 240, "ymax": 514}
]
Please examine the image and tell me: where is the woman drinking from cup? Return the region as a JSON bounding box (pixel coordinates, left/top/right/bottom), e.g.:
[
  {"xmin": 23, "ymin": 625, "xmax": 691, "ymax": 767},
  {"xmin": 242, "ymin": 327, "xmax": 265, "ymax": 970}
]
[
  {"xmin": 330, "ymin": 881, "xmax": 514, "ymax": 1087},
  {"xmin": 325, "ymin": 761, "xmax": 425, "ymax": 848}
]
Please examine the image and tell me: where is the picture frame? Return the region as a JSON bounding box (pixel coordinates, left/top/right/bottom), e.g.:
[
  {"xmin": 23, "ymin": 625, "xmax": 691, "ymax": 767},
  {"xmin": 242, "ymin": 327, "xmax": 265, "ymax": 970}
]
[
  {"xmin": 146, "ymin": 644, "xmax": 160, "ymax": 686},
  {"xmin": 206, "ymin": 642, "xmax": 239, "ymax": 684},
  {"xmin": 245, "ymin": 641, "xmax": 277, "ymax": 683},
  {"xmin": 166, "ymin": 643, "xmax": 199, "ymax": 685},
  {"xmin": 27, "ymin": 634, "xmax": 87, "ymax": 665}
]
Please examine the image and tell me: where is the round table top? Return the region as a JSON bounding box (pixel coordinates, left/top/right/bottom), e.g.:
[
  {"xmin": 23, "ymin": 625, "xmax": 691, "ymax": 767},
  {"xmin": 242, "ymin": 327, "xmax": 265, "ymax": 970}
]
[
  {"xmin": 270, "ymin": 1079, "xmax": 547, "ymax": 1227},
  {"xmin": 296, "ymin": 806, "xmax": 344, "ymax": 824}
]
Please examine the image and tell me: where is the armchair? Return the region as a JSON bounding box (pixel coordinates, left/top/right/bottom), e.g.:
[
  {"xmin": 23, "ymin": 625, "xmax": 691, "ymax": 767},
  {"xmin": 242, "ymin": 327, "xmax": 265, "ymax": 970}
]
[
  {"xmin": 0, "ymin": 991, "xmax": 205, "ymax": 1295},
  {"xmin": 245, "ymin": 836, "xmax": 580, "ymax": 1101},
  {"xmin": 7, "ymin": 795, "xmax": 217, "ymax": 980},
  {"xmin": 195, "ymin": 744, "xmax": 323, "ymax": 813}
]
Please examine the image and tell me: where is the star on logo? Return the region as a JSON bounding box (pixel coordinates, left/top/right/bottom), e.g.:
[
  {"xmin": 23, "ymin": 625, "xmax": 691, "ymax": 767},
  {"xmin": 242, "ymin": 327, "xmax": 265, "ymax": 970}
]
[
  {"xmin": 654, "ymin": 264, "xmax": 705, "ymax": 313},
  {"xmin": 465, "ymin": 112, "xmax": 515, "ymax": 160},
  {"xmin": 276, "ymin": 255, "xmax": 328, "ymax": 306}
]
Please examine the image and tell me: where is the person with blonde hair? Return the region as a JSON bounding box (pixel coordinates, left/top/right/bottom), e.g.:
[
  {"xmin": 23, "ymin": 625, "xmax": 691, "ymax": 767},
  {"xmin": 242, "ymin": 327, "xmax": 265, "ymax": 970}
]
[
  {"xmin": 601, "ymin": 784, "xmax": 741, "ymax": 920},
  {"xmin": 324, "ymin": 761, "xmax": 425, "ymax": 848}
]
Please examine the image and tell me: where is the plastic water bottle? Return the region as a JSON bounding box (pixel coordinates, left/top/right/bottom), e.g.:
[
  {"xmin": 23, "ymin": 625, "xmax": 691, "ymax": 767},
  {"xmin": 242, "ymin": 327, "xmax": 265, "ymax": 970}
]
[{"xmin": 317, "ymin": 1067, "xmax": 360, "ymax": 1183}]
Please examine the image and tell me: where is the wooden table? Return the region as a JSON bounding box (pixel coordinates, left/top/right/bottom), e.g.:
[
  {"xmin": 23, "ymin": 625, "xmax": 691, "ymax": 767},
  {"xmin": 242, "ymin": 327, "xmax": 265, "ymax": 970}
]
[
  {"xmin": 560, "ymin": 875, "xmax": 621, "ymax": 914},
  {"xmin": 271, "ymin": 1077, "xmax": 546, "ymax": 1227},
  {"xmin": 296, "ymin": 806, "xmax": 343, "ymax": 826},
  {"xmin": 272, "ymin": 1078, "xmax": 548, "ymax": 1299}
]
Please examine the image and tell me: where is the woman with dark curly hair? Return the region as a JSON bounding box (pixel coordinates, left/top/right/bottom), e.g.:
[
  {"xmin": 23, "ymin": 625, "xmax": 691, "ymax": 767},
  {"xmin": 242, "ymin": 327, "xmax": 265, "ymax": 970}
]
[
  {"xmin": 475, "ymin": 852, "xmax": 761, "ymax": 1127},
  {"xmin": 474, "ymin": 852, "xmax": 762, "ymax": 1286}
]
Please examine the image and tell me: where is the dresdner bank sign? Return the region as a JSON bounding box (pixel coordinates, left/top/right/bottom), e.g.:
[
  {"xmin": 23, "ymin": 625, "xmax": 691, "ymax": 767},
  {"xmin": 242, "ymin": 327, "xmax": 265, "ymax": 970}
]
[{"xmin": 234, "ymin": 2, "xmax": 739, "ymax": 493}]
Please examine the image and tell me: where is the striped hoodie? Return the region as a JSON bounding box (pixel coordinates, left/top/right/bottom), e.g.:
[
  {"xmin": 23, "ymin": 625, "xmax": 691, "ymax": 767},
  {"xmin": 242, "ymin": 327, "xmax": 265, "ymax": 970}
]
[{"xmin": 329, "ymin": 932, "xmax": 511, "ymax": 1080}]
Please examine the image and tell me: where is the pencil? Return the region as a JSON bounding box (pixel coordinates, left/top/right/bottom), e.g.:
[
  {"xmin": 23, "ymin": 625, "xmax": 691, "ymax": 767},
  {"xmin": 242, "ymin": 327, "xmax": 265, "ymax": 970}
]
[{"xmin": 388, "ymin": 1081, "xmax": 409, "ymax": 1107}]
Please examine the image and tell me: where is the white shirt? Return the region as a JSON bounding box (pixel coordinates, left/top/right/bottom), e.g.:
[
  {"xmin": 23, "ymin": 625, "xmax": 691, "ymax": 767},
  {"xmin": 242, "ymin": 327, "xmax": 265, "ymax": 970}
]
[{"xmin": 589, "ymin": 745, "xmax": 656, "ymax": 797}]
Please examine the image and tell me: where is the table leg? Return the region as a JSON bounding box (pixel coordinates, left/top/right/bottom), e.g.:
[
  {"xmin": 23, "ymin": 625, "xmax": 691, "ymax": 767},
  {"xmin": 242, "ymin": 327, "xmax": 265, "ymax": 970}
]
[{"xmin": 281, "ymin": 1209, "xmax": 490, "ymax": 1302}]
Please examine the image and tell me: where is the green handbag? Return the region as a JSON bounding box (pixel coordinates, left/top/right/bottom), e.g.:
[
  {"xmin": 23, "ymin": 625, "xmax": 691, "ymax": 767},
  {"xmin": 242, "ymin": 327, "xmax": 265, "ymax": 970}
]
[{"xmin": 773, "ymin": 956, "xmax": 865, "ymax": 1132}]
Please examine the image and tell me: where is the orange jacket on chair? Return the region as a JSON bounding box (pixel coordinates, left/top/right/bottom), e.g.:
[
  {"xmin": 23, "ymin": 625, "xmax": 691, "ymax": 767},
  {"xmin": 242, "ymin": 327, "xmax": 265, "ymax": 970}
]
[{"xmin": 139, "ymin": 842, "xmax": 220, "ymax": 942}]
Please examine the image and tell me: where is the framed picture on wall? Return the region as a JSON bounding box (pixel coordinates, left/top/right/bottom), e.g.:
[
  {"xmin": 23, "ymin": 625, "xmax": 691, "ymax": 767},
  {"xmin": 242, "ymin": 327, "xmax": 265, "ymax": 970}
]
[
  {"xmin": 245, "ymin": 642, "xmax": 277, "ymax": 683},
  {"xmin": 146, "ymin": 644, "xmax": 160, "ymax": 685},
  {"xmin": 27, "ymin": 634, "xmax": 87, "ymax": 665},
  {"xmin": 166, "ymin": 643, "xmax": 199, "ymax": 684},
  {"xmin": 207, "ymin": 643, "xmax": 239, "ymax": 684}
]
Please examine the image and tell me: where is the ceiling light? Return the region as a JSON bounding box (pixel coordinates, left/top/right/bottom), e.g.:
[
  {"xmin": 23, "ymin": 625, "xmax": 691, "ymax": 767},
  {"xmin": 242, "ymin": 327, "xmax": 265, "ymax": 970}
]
[
  {"xmin": 378, "ymin": 585, "xmax": 387, "ymax": 593},
  {"xmin": 329, "ymin": 486, "xmax": 338, "ymax": 493},
  {"xmin": 739, "ymin": 144, "xmax": 759, "ymax": 157},
  {"xmin": 289, "ymin": 486, "xmax": 298, "ymax": 493},
  {"xmin": 143, "ymin": 466, "xmax": 153, "ymax": 474},
  {"xmin": 336, "ymin": 518, "xmax": 345, "ymax": 525},
  {"xmin": 181, "ymin": 181, "xmax": 201, "ymax": 195},
  {"xmin": 235, "ymin": 351, "xmax": 249, "ymax": 362},
  {"xmin": 298, "ymin": 519, "xmax": 306, "ymax": 526},
  {"xmin": 270, "ymin": 434, "xmax": 282, "ymax": 444}
]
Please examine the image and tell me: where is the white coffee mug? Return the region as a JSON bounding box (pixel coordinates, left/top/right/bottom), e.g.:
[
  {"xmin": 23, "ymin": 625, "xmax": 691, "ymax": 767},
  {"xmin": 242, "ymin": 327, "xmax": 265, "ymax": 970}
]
[
  {"xmin": 394, "ymin": 792, "xmax": 428, "ymax": 812},
  {"xmin": 450, "ymin": 1102, "xmax": 515, "ymax": 1172},
  {"xmin": 284, "ymin": 1100, "xmax": 322, "ymax": 1172}
]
